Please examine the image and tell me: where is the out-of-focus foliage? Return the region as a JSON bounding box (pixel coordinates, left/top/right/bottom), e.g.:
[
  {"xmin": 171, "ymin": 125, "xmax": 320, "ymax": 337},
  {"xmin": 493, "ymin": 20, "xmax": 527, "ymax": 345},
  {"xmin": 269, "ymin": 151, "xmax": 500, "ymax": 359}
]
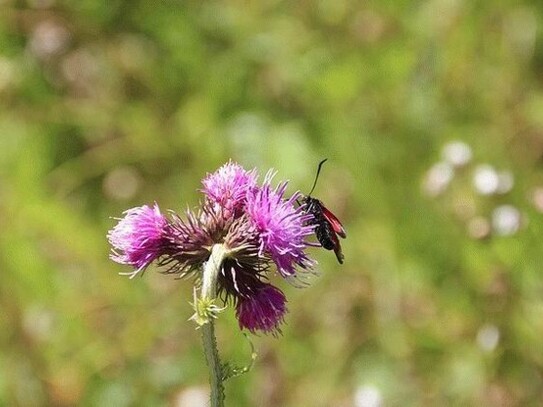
[{"xmin": 2, "ymin": 0, "xmax": 543, "ymax": 406}]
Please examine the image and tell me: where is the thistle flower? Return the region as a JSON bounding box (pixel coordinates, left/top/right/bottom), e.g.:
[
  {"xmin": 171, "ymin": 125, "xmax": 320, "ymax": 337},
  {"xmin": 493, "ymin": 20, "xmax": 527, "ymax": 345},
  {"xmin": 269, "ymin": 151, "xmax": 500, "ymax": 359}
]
[
  {"xmin": 236, "ymin": 284, "xmax": 287, "ymax": 333},
  {"xmin": 107, "ymin": 162, "xmax": 316, "ymax": 334},
  {"xmin": 107, "ymin": 204, "xmax": 169, "ymax": 278},
  {"xmin": 245, "ymin": 171, "xmax": 316, "ymax": 277},
  {"xmin": 202, "ymin": 160, "xmax": 257, "ymax": 214}
]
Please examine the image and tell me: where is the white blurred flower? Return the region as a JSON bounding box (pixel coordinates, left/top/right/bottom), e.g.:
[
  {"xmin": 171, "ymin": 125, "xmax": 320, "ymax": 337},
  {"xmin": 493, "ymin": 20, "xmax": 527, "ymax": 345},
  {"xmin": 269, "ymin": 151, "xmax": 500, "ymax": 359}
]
[
  {"xmin": 476, "ymin": 324, "xmax": 500, "ymax": 353},
  {"xmin": 423, "ymin": 162, "xmax": 454, "ymax": 196},
  {"xmin": 442, "ymin": 141, "xmax": 472, "ymax": 167},
  {"xmin": 497, "ymin": 171, "xmax": 514, "ymax": 194},
  {"xmin": 355, "ymin": 385, "xmax": 383, "ymax": 407},
  {"xmin": 492, "ymin": 205, "xmax": 521, "ymax": 236},
  {"xmin": 173, "ymin": 386, "xmax": 208, "ymax": 407},
  {"xmin": 103, "ymin": 166, "xmax": 142, "ymax": 201},
  {"xmin": 29, "ymin": 20, "xmax": 70, "ymax": 59},
  {"xmin": 473, "ymin": 164, "xmax": 500, "ymax": 195}
]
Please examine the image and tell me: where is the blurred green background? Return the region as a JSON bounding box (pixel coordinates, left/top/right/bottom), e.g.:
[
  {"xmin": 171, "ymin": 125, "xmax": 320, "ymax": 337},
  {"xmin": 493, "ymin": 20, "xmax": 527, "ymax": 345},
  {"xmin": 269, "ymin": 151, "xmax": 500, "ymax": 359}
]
[{"xmin": 2, "ymin": 1, "xmax": 543, "ymax": 406}]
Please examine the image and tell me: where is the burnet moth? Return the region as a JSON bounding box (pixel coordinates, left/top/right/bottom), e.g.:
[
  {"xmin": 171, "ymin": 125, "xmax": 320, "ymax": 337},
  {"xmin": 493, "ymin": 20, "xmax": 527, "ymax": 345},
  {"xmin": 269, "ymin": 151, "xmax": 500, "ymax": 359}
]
[{"xmin": 301, "ymin": 159, "xmax": 346, "ymax": 264}]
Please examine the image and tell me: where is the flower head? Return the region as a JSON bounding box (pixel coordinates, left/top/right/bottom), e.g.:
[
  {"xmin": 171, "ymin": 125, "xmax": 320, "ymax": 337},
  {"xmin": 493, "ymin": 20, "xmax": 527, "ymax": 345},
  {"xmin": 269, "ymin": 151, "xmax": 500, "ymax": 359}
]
[
  {"xmin": 108, "ymin": 162, "xmax": 318, "ymax": 334},
  {"xmin": 245, "ymin": 171, "xmax": 316, "ymax": 277},
  {"xmin": 107, "ymin": 204, "xmax": 168, "ymax": 278},
  {"xmin": 215, "ymin": 253, "xmax": 287, "ymax": 334},
  {"xmin": 236, "ymin": 284, "xmax": 287, "ymax": 334},
  {"xmin": 202, "ymin": 161, "xmax": 257, "ymax": 214}
]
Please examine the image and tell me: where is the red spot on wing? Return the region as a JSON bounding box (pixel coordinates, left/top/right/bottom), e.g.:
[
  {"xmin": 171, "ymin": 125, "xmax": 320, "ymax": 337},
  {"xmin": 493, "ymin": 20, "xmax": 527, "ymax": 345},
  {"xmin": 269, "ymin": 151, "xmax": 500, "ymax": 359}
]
[{"xmin": 321, "ymin": 206, "xmax": 346, "ymax": 238}]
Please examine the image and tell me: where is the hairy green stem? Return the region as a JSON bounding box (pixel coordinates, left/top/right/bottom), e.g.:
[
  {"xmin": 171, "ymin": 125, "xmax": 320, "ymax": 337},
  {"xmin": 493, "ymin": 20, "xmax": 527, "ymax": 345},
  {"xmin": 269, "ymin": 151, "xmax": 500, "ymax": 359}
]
[
  {"xmin": 201, "ymin": 321, "xmax": 224, "ymax": 407},
  {"xmin": 200, "ymin": 244, "xmax": 228, "ymax": 407}
]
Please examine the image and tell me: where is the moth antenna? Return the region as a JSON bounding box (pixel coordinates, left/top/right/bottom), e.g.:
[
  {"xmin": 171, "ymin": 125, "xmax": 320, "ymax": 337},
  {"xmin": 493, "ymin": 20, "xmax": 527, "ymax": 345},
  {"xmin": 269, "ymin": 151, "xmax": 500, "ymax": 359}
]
[{"xmin": 307, "ymin": 159, "xmax": 328, "ymax": 196}]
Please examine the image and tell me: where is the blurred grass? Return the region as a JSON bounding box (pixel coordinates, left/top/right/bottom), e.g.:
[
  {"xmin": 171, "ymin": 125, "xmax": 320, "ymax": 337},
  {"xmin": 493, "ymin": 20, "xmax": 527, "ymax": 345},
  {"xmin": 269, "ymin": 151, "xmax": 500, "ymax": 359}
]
[{"xmin": 2, "ymin": 0, "xmax": 543, "ymax": 406}]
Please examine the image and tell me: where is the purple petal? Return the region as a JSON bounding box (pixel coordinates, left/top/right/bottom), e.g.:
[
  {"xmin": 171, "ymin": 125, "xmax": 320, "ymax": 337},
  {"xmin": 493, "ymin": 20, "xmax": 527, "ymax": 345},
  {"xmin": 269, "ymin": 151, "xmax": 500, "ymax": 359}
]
[
  {"xmin": 107, "ymin": 203, "xmax": 168, "ymax": 276},
  {"xmin": 236, "ymin": 284, "xmax": 287, "ymax": 334},
  {"xmin": 245, "ymin": 172, "xmax": 316, "ymax": 277},
  {"xmin": 202, "ymin": 161, "xmax": 257, "ymax": 215}
]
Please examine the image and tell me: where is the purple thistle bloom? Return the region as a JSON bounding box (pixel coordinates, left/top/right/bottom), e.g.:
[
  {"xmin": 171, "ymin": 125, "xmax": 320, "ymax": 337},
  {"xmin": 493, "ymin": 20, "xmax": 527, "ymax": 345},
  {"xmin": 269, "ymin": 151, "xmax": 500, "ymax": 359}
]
[
  {"xmin": 108, "ymin": 162, "xmax": 319, "ymax": 334},
  {"xmin": 236, "ymin": 284, "xmax": 287, "ymax": 334},
  {"xmin": 202, "ymin": 160, "xmax": 257, "ymax": 215},
  {"xmin": 107, "ymin": 204, "xmax": 169, "ymax": 278},
  {"xmin": 245, "ymin": 171, "xmax": 316, "ymax": 277}
]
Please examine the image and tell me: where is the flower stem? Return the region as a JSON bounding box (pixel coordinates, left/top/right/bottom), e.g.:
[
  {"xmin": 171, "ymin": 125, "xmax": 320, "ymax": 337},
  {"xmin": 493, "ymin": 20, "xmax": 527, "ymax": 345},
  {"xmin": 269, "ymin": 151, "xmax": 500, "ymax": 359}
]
[
  {"xmin": 201, "ymin": 321, "xmax": 224, "ymax": 407},
  {"xmin": 200, "ymin": 244, "xmax": 229, "ymax": 407}
]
